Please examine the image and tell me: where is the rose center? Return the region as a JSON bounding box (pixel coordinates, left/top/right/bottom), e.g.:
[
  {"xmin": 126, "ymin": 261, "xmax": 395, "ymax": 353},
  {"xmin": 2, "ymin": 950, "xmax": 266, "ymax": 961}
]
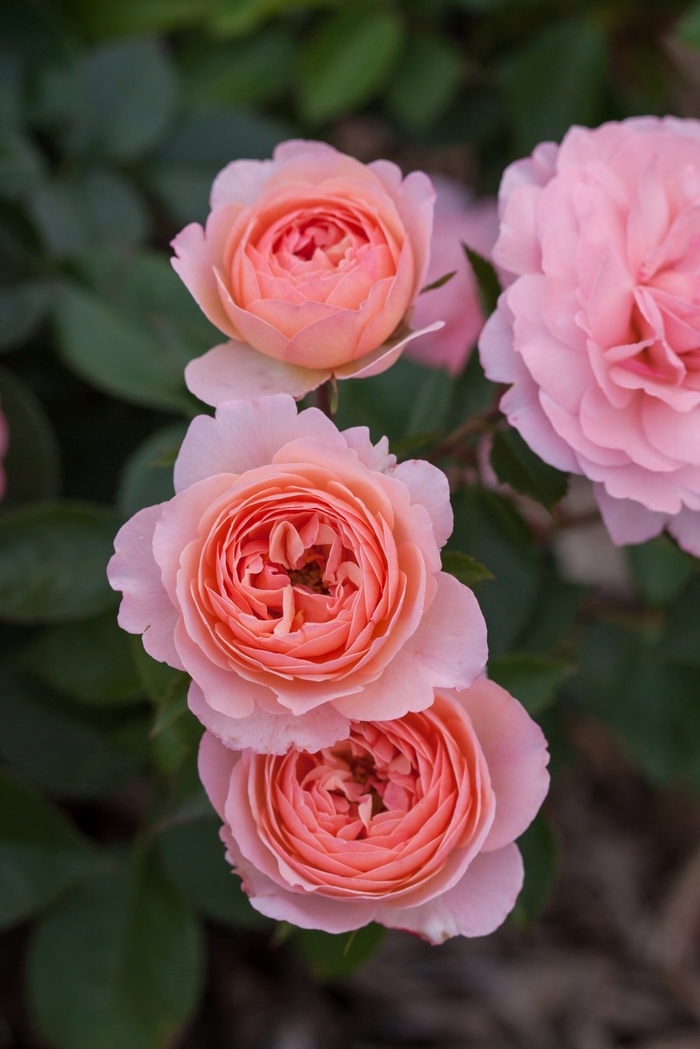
[{"xmin": 287, "ymin": 560, "xmax": 330, "ymax": 595}]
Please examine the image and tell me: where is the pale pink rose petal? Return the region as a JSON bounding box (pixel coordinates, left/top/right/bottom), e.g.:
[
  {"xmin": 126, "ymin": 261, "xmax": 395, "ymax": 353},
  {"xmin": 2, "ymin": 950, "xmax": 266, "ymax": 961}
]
[
  {"xmin": 668, "ymin": 506, "xmax": 700, "ymax": 557},
  {"xmin": 378, "ymin": 844, "xmax": 524, "ymax": 944},
  {"xmin": 455, "ymin": 679, "xmax": 550, "ymax": 852},
  {"xmin": 174, "ymin": 395, "xmax": 342, "ymax": 493},
  {"xmin": 107, "ymin": 504, "xmax": 184, "ymax": 670},
  {"xmin": 334, "ymin": 321, "xmax": 445, "ymax": 380},
  {"xmin": 210, "ymin": 158, "xmax": 275, "ymax": 209},
  {"xmin": 198, "ymin": 729, "xmax": 238, "ymax": 819},
  {"xmin": 341, "ymin": 427, "xmax": 396, "ymax": 474},
  {"xmin": 593, "ymin": 482, "xmax": 668, "ymax": 546},
  {"xmin": 333, "ymin": 573, "xmax": 488, "ymax": 721},
  {"xmin": 190, "ymin": 683, "xmax": 350, "ymax": 755},
  {"xmin": 171, "ymin": 219, "xmax": 239, "ymax": 340},
  {"xmin": 392, "ymin": 458, "xmax": 453, "ymax": 549},
  {"xmin": 185, "ymin": 341, "xmax": 330, "ymax": 408}
]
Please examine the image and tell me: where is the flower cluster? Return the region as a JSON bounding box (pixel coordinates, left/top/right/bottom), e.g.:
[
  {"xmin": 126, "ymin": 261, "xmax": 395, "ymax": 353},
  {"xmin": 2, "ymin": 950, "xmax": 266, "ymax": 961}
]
[{"xmin": 110, "ymin": 138, "xmax": 555, "ymax": 942}]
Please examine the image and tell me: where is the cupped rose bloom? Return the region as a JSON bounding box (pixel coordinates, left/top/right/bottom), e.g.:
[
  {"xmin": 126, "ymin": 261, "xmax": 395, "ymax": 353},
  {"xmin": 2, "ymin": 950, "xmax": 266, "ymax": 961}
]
[
  {"xmin": 199, "ymin": 677, "xmax": 550, "ymax": 942},
  {"xmin": 408, "ymin": 177, "xmax": 498, "ymax": 375},
  {"xmin": 107, "ymin": 395, "xmax": 487, "ymax": 754},
  {"xmin": 479, "ymin": 117, "xmax": 700, "ymax": 557},
  {"xmin": 171, "ymin": 139, "xmax": 442, "ymax": 405}
]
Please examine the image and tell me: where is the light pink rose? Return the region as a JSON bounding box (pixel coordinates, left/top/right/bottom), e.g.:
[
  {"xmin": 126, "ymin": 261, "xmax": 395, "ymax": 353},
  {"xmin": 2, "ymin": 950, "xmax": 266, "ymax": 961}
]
[
  {"xmin": 479, "ymin": 117, "xmax": 700, "ymax": 556},
  {"xmin": 107, "ymin": 395, "xmax": 487, "ymax": 753},
  {"xmin": 408, "ymin": 178, "xmax": 498, "ymax": 375},
  {"xmin": 198, "ymin": 677, "xmax": 549, "ymax": 942},
  {"xmin": 171, "ymin": 140, "xmax": 442, "ymax": 405}
]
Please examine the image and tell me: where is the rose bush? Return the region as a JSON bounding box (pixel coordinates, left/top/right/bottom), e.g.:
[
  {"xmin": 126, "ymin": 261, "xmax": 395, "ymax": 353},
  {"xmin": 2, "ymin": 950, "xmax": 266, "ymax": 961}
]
[
  {"xmin": 198, "ymin": 677, "xmax": 550, "ymax": 942},
  {"xmin": 479, "ymin": 117, "xmax": 700, "ymax": 556},
  {"xmin": 409, "ymin": 178, "xmax": 498, "ymax": 375},
  {"xmin": 108, "ymin": 395, "xmax": 487, "ymax": 753},
  {"xmin": 171, "ymin": 140, "xmax": 441, "ymax": 404}
]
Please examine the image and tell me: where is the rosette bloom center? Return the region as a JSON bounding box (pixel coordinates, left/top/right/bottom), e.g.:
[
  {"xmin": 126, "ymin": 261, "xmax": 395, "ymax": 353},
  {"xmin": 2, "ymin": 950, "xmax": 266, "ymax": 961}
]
[{"xmin": 245, "ymin": 694, "xmax": 491, "ymax": 898}]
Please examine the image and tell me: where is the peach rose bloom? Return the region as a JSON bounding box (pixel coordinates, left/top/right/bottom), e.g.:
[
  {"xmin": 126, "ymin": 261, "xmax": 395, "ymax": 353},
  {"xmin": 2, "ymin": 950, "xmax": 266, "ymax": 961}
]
[
  {"xmin": 108, "ymin": 395, "xmax": 487, "ymax": 754},
  {"xmin": 479, "ymin": 117, "xmax": 700, "ymax": 556},
  {"xmin": 409, "ymin": 177, "xmax": 498, "ymax": 375},
  {"xmin": 199, "ymin": 678, "xmax": 550, "ymax": 941},
  {"xmin": 171, "ymin": 140, "xmax": 442, "ymax": 405}
]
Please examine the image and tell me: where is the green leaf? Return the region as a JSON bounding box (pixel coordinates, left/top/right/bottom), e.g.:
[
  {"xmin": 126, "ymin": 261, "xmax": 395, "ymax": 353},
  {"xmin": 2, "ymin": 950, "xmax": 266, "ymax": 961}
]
[
  {"xmin": 499, "ymin": 18, "xmax": 608, "ymax": 156},
  {"xmin": 68, "ymin": 0, "xmax": 211, "ymax": 38},
  {"xmin": 516, "ymin": 577, "xmax": 585, "ymax": 654},
  {"xmin": 386, "ymin": 33, "xmax": 463, "ymax": 131},
  {"xmin": 28, "ymin": 849, "xmax": 204, "ymax": 1049},
  {"xmin": 420, "ymin": 270, "xmax": 457, "ymax": 294},
  {"xmin": 0, "ymin": 501, "xmax": 118, "ymax": 623},
  {"xmin": 68, "ymin": 38, "xmax": 177, "ymax": 161},
  {"xmin": 490, "ymin": 428, "xmax": 569, "ymax": 511},
  {"xmin": 626, "ymin": 533, "xmax": 696, "ymax": 607},
  {"xmin": 181, "ymin": 29, "xmax": 295, "ymax": 108},
  {"xmin": 675, "ymin": 2, "xmax": 700, "ymax": 48},
  {"xmin": 441, "ymin": 549, "xmax": 494, "ymax": 586},
  {"xmin": 0, "ymin": 768, "xmax": 104, "ymax": 930},
  {"xmin": 17, "ymin": 612, "xmax": 142, "ymax": 707},
  {"xmin": 0, "ymin": 668, "xmax": 142, "ymax": 798},
  {"xmin": 131, "ymin": 637, "xmax": 185, "ymax": 704},
  {"xmin": 54, "ymin": 283, "xmax": 197, "ymax": 413},
  {"xmin": 0, "ymin": 366, "xmax": 61, "ymax": 507},
  {"xmin": 662, "ymin": 576, "xmax": 700, "ymax": 666},
  {"xmin": 488, "ymin": 653, "xmax": 574, "ymax": 715},
  {"xmin": 463, "ymin": 245, "xmax": 500, "ymax": 318},
  {"xmin": 296, "ymin": 924, "xmax": 386, "ymax": 982},
  {"xmin": 117, "ymin": 424, "xmax": 186, "ymax": 520},
  {"xmin": 512, "ymin": 812, "xmax": 558, "ymax": 927},
  {"xmin": 149, "ymin": 682, "xmax": 201, "ymax": 777},
  {"xmin": 0, "ymin": 280, "xmax": 52, "ymax": 350},
  {"xmin": 404, "ymin": 367, "xmax": 454, "ymax": 438},
  {"xmin": 159, "ymin": 819, "xmax": 271, "ymax": 927},
  {"xmin": 159, "ymin": 106, "xmax": 291, "ymax": 169},
  {"xmin": 298, "ymin": 6, "xmax": 405, "ymax": 123},
  {"xmin": 449, "ymin": 487, "xmax": 540, "ymax": 656}
]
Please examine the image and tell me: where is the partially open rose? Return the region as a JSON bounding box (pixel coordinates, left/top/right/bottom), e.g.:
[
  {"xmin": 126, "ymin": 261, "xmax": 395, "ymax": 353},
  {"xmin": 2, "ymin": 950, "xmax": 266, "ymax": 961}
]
[
  {"xmin": 171, "ymin": 140, "xmax": 441, "ymax": 404},
  {"xmin": 480, "ymin": 117, "xmax": 700, "ymax": 556},
  {"xmin": 199, "ymin": 678, "xmax": 550, "ymax": 942},
  {"xmin": 108, "ymin": 395, "xmax": 487, "ymax": 753}
]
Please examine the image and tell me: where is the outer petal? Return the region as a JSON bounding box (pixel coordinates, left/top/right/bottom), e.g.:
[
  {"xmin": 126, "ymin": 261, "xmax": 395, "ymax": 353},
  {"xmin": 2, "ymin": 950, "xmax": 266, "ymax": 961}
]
[
  {"xmin": 198, "ymin": 730, "xmax": 239, "ymax": 819},
  {"xmin": 170, "ymin": 222, "xmax": 239, "ymax": 339},
  {"xmin": 174, "ymin": 395, "xmax": 341, "ymax": 492},
  {"xmin": 107, "ymin": 503, "xmax": 183, "ymax": 670},
  {"xmin": 334, "ymin": 321, "xmax": 444, "ymax": 380},
  {"xmin": 378, "ymin": 844, "xmax": 524, "ymax": 943},
  {"xmin": 667, "ymin": 506, "xmax": 700, "ymax": 558},
  {"xmin": 453, "ymin": 679, "xmax": 550, "ymax": 852},
  {"xmin": 189, "ymin": 682, "xmax": 350, "ymax": 755},
  {"xmin": 333, "ymin": 573, "xmax": 488, "ymax": 720},
  {"xmin": 341, "ymin": 427, "xmax": 396, "ymax": 474},
  {"xmin": 184, "ymin": 341, "xmax": 329, "ymax": 408},
  {"xmin": 210, "ymin": 158, "xmax": 276, "ymax": 209},
  {"xmin": 593, "ymin": 483, "xmax": 668, "ymax": 546},
  {"xmin": 392, "ymin": 459, "xmax": 453, "ymax": 549}
]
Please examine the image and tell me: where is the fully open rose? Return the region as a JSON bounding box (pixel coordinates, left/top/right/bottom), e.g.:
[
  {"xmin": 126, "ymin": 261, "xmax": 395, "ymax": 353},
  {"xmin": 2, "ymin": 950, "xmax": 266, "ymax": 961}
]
[
  {"xmin": 479, "ymin": 117, "xmax": 700, "ymax": 556},
  {"xmin": 409, "ymin": 177, "xmax": 498, "ymax": 375},
  {"xmin": 108, "ymin": 395, "xmax": 487, "ymax": 753},
  {"xmin": 199, "ymin": 678, "xmax": 549, "ymax": 942},
  {"xmin": 171, "ymin": 139, "xmax": 441, "ymax": 404}
]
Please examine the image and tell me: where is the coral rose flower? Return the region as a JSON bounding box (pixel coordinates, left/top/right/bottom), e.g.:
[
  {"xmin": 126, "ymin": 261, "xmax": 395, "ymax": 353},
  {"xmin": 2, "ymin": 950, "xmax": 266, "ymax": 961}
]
[
  {"xmin": 107, "ymin": 395, "xmax": 487, "ymax": 753},
  {"xmin": 409, "ymin": 177, "xmax": 498, "ymax": 375},
  {"xmin": 171, "ymin": 140, "xmax": 442, "ymax": 405},
  {"xmin": 479, "ymin": 117, "xmax": 700, "ymax": 556},
  {"xmin": 199, "ymin": 678, "xmax": 550, "ymax": 942}
]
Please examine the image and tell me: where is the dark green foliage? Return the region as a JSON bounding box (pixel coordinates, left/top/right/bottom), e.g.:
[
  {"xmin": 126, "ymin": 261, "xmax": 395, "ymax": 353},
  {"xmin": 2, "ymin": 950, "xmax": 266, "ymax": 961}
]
[
  {"xmin": 27, "ymin": 850, "xmax": 204, "ymax": 1049},
  {"xmin": 490, "ymin": 428, "xmax": 569, "ymax": 511},
  {"xmin": 1, "ymin": 0, "xmax": 699, "ymax": 1039}
]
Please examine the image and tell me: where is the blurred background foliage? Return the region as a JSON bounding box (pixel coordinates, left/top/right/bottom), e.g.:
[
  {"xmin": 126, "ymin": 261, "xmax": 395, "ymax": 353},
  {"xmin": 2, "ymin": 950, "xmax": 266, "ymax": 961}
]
[{"xmin": 3, "ymin": 0, "xmax": 700, "ymax": 1046}]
